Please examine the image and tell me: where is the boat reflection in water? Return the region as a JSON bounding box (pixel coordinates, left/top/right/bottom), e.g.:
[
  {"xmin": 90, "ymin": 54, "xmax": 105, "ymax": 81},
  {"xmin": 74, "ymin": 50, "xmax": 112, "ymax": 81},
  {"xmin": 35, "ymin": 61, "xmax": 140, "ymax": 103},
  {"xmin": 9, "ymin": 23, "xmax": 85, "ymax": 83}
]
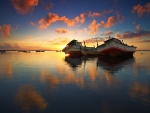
[
  {"xmin": 64, "ymin": 55, "xmax": 83, "ymax": 69},
  {"xmin": 97, "ymin": 56, "xmax": 134, "ymax": 75},
  {"xmin": 65, "ymin": 54, "xmax": 134, "ymax": 74},
  {"xmin": 64, "ymin": 55, "xmax": 98, "ymax": 69}
]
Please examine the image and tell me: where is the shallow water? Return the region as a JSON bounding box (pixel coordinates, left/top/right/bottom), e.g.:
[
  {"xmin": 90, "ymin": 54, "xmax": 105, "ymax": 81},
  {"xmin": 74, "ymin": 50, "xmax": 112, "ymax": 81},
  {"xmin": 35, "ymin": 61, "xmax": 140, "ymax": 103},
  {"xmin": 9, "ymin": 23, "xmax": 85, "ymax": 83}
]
[{"xmin": 0, "ymin": 51, "xmax": 150, "ymax": 113}]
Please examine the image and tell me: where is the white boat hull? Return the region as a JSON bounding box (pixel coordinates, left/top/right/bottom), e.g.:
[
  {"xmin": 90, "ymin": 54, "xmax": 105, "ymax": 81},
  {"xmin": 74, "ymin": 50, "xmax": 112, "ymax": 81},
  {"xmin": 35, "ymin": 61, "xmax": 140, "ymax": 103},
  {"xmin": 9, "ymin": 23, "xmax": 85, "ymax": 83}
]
[{"xmin": 97, "ymin": 40, "xmax": 136, "ymax": 56}]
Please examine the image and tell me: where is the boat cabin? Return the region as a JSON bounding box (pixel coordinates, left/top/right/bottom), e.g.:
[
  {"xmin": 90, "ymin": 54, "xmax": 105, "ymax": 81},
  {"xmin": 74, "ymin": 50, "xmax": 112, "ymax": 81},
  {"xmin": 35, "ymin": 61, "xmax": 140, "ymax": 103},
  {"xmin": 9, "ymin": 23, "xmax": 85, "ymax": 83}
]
[{"xmin": 67, "ymin": 40, "xmax": 82, "ymax": 46}]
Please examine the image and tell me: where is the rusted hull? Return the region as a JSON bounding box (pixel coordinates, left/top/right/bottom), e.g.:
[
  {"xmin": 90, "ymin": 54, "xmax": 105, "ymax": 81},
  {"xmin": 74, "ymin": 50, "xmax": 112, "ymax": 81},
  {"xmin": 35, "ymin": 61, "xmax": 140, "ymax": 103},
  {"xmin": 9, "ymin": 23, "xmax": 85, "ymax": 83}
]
[{"xmin": 99, "ymin": 47, "xmax": 135, "ymax": 57}]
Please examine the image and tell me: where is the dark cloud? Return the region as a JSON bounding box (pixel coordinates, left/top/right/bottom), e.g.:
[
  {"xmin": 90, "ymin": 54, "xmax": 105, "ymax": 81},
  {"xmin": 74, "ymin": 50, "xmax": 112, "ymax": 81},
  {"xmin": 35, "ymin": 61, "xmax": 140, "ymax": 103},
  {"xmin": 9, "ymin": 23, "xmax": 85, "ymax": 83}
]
[
  {"xmin": 115, "ymin": 29, "xmax": 150, "ymax": 39},
  {"xmin": 134, "ymin": 39, "xmax": 150, "ymax": 43},
  {"xmin": 40, "ymin": 0, "xmax": 53, "ymax": 10}
]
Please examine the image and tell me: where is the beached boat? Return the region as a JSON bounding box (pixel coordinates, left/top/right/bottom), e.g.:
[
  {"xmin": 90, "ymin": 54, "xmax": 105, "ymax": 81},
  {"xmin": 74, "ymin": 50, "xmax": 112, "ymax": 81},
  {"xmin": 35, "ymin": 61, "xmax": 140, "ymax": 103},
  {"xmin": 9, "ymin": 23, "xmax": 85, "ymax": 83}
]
[
  {"xmin": 62, "ymin": 40, "xmax": 83, "ymax": 56},
  {"xmin": 97, "ymin": 37, "xmax": 136, "ymax": 56}
]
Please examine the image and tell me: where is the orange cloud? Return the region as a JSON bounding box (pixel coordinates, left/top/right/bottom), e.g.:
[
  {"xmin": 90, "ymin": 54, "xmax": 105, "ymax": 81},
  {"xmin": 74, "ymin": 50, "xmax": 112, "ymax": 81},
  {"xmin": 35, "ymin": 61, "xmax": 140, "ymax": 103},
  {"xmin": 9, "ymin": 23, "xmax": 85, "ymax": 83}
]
[
  {"xmin": 0, "ymin": 24, "xmax": 12, "ymax": 37},
  {"xmin": 88, "ymin": 20, "xmax": 100, "ymax": 34},
  {"xmin": 38, "ymin": 12, "xmax": 59, "ymax": 29},
  {"xmin": 59, "ymin": 16, "xmax": 76, "ymax": 26},
  {"xmin": 103, "ymin": 13, "xmax": 124, "ymax": 28},
  {"xmin": 48, "ymin": 37, "xmax": 70, "ymax": 45},
  {"xmin": 38, "ymin": 12, "xmax": 85, "ymax": 29},
  {"xmin": 88, "ymin": 13, "xmax": 123, "ymax": 34},
  {"xmin": 79, "ymin": 13, "xmax": 85, "ymax": 23},
  {"xmin": 11, "ymin": 0, "xmax": 38, "ymax": 14},
  {"xmin": 132, "ymin": 2, "xmax": 150, "ymax": 17},
  {"xmin": 55, "ymin": 28, "xmax": 68, "ymax": 34}
]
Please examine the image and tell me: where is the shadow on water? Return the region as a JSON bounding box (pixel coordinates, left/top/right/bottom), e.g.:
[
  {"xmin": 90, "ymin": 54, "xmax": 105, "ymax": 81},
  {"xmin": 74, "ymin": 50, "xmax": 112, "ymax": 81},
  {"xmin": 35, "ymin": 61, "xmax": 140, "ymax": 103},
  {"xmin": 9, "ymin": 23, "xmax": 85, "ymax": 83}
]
[{"xmin": 97, "ymin": 56, "xmax": 135, "ymax": 74}]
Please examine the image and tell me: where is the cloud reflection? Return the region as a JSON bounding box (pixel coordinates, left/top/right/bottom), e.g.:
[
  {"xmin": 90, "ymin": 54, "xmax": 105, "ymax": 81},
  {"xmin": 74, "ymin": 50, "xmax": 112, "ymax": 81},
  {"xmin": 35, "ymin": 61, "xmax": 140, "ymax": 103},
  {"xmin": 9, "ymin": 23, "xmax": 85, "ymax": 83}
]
[
  {"xmin": 15, "ymin": 85, "xmax": 48, "ymax": 112},
  {"xmin": 129, "ymin": 82, "xmax": 150, "ymax": 106},
  {"xmin": 5, "ymin": 62, "xmax": 12, "ymax": 78}
]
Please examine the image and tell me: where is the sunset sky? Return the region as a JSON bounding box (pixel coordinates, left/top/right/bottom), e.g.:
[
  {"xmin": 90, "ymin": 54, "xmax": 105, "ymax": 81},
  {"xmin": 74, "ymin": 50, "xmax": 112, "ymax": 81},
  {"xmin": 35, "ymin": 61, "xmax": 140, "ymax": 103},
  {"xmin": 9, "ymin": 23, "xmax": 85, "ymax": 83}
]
[{"xmin": 0, "ymin": 0, "xmax": 150, "ymax": 50}]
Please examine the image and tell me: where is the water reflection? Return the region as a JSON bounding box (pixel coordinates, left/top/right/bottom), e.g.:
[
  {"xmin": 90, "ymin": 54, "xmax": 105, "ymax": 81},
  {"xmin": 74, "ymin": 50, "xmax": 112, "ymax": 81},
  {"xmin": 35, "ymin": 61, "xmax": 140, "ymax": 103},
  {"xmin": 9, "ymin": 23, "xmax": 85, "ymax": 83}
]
[
  {"xmin": 1, "ymin": 51, "xmax": 150, "ymax": 113},
  {"xmin": 5, "ymin": 62, "xmax": 12, "ymax": 78},
  {"xmin": 97, "ymin": 56, "xmax": 135, "ymax": 75},
  {"xmin": 0, "ymin": 61, "xmax": 13, "ymax": 78},
  {"xmin": 15, "ymin": 85, "xmax": 48, "ymax": 112},
  {"xmin": 129, "ymin": 82, "xmax": 150, "ymax": 106},
  {"xmin": 64, "ymin": 56, "xmax": 83, "ymax": 69}
]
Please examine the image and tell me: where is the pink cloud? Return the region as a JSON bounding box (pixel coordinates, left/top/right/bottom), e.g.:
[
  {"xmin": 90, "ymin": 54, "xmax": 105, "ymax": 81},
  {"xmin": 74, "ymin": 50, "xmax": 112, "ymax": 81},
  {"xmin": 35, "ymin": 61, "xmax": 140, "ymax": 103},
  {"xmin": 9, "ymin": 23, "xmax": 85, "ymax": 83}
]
[
  {"xmin": 132, "ymin": 2, "xmax": 150, "ymax": 17},
  {"xmin": 136, "ymin": 24, "xmax": 141, "ymax": 31},
  {"xmin": 11, "ymin": 0, "xmax": 38, "ymax": 14},
  {"xmin": 87, "ymin": 9, "xmax": 114, "ymax": 18},
  {"xmin": 55, "ymin": 28, "xmax": 68, "ymax": 34},
  {"xmin": 30, "ymin": 21, "xmax": 35, "ymax": 26},
  {"xmin": 0, "ymin": 24, "xmax": 12, "ymax": 37}
]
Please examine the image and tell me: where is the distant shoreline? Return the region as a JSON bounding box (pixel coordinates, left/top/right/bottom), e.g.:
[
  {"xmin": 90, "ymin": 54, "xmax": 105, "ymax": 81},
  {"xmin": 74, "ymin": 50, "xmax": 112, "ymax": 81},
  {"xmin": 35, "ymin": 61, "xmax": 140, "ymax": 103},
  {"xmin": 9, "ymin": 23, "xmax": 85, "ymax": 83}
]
[
  {"xmin": 0, "ymin": 50, "xmax": 150, "ymax": 51},
  {"xmin": 0, "ymin": 50, "xmax": 61, "ymax": 51}
]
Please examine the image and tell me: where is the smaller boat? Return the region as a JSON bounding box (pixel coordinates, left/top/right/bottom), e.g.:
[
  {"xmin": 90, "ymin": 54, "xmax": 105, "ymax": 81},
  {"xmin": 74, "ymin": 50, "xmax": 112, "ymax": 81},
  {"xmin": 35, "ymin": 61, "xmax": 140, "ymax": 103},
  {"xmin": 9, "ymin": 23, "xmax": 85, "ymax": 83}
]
[{"xmin": 62, "ymin": 40, "xmax": 83, "ymax": 56}]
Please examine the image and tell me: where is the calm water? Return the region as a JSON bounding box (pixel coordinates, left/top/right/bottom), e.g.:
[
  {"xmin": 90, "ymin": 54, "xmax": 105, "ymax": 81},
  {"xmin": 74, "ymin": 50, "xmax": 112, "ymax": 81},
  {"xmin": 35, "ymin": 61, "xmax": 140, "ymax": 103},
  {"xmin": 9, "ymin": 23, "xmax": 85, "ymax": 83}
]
[{"xmin": 0, "ymin": 51, "xmax": 150, "ymax": 113}]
